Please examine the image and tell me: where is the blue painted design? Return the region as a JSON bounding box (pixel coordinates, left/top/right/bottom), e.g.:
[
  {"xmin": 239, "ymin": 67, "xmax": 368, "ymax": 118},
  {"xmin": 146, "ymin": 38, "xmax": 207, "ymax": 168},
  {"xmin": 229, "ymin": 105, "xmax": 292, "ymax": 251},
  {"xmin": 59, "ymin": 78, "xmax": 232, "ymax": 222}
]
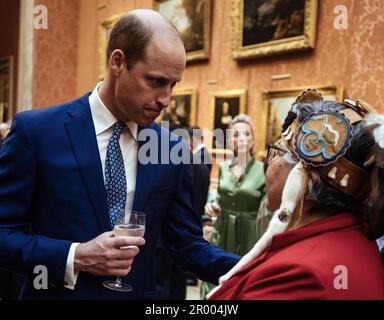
[{"xmin": 295, "ymin": 110, "xmax": 351, "ymax": 166}]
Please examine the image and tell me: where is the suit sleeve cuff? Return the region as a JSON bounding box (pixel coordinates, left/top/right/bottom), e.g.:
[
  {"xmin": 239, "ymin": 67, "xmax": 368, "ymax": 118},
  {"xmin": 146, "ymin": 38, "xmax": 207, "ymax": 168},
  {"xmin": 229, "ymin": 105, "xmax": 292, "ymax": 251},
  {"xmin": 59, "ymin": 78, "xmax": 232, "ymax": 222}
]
[{"xmin": 64, "ymin": 242, "xmax": 80, "ymax": 290}]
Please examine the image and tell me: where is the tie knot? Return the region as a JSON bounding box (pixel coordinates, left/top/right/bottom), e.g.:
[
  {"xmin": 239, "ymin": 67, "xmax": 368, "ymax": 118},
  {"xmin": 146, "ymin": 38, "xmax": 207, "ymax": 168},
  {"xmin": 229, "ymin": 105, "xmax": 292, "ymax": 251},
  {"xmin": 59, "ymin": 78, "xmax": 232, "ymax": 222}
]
[{"xmin": 113, "ymin": 121, "xmax": 126, "ymax": 136}]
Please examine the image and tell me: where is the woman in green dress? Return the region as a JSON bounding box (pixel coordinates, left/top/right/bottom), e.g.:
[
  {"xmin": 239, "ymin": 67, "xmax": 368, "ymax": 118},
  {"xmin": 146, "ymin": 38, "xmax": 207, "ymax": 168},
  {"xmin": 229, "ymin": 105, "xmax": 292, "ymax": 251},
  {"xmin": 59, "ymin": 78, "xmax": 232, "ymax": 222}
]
[{"xmin": 201, "ymin": 114, "xmax": 268, "ymax": 297}]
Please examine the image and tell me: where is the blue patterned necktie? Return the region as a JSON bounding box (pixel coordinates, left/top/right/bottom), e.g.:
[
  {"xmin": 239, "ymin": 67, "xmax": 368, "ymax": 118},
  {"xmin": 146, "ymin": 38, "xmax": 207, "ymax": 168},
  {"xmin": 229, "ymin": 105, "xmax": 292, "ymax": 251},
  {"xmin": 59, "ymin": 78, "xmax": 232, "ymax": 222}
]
[{"xmin": 105, "ymin": 121, "xmax": 127, "ymax": 227}]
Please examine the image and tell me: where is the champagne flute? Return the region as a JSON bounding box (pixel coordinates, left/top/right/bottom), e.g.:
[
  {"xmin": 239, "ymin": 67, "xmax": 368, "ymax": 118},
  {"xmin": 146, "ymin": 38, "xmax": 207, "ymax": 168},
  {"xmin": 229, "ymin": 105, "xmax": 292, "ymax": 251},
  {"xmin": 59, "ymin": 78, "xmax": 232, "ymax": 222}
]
[{"xmin": 103, "ymin": 209, "xmax": 146, "ymax": 292}]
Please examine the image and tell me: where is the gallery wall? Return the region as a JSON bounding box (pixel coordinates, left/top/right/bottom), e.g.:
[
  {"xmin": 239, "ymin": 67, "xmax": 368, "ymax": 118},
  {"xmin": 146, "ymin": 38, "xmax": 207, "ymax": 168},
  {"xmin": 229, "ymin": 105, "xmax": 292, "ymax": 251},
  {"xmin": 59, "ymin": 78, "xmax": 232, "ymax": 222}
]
[
  {"xmin": 0, "ymin": 0, "xmax": 20, "ymax": 117},
  {"xmin": 33, "ymin": 0, "xmax": 79, "ymax": 108},
  {"xmin": 31, "ymin": 0, "xmax": 384, "ymax": 153}
]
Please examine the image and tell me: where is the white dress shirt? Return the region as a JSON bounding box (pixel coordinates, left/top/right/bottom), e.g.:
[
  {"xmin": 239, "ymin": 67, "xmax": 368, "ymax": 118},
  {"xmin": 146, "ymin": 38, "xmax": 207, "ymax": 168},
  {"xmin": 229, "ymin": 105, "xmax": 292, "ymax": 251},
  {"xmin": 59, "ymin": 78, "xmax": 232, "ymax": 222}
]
[{"xmin": 64, "ymin": 82, "xmax": 138, "ymax": 289}]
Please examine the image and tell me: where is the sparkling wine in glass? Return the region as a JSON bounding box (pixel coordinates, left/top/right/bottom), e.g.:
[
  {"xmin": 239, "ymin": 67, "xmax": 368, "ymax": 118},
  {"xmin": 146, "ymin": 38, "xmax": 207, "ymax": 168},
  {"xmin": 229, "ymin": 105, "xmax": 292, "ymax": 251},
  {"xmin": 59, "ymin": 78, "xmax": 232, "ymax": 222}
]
[{"xmin": 103, "ymin": 209, "xmax": 145, "ymax": 292}]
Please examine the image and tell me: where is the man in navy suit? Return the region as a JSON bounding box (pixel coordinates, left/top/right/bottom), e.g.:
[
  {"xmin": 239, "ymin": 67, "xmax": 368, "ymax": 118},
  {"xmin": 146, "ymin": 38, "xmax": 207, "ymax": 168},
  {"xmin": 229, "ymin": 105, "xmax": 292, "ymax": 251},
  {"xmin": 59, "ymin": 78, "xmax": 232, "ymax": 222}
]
[{"xmin": 0, "ymin": 9, "xmax": 239, "ymax": 299}]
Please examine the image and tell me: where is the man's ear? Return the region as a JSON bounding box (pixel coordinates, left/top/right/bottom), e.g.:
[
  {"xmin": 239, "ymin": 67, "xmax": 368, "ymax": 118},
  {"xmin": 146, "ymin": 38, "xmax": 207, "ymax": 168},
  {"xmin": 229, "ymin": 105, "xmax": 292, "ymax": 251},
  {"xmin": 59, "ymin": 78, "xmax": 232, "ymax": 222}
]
[{"xmin": 109, "ymin": 49, "xmax": 125, "ymax": 76}]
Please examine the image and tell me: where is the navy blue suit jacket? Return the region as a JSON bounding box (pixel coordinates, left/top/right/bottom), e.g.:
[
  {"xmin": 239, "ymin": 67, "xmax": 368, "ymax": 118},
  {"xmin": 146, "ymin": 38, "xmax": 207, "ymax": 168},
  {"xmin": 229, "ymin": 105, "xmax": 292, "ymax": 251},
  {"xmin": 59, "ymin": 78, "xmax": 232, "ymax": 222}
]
[{"xmin": 0, "ymin": 94, "xmax": 239, "ymax": 299}]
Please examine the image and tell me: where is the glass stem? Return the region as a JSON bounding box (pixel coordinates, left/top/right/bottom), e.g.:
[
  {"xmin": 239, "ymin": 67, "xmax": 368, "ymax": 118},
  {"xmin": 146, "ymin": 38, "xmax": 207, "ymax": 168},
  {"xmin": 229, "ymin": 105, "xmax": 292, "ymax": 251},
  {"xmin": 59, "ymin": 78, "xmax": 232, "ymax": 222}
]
[{"xmin": 116, "ymin": 277, "xmax": 122, "ymax": 286}]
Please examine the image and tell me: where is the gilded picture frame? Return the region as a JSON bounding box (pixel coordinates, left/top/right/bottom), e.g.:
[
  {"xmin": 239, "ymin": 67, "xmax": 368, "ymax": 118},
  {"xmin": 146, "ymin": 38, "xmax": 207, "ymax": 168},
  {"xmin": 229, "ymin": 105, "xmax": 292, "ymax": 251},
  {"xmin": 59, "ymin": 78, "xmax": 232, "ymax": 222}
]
[
  {"xmin": 262, "ymin": 84, "xmax": 344, "ymax": 148},
  {"xmin": 98, "ymin": 13, "xmax": 123, "ymax": 80},
  {"xmin": 158, "ymin": 89, "xmax": 197, "ymax": 128},
  {"xmin": 154, "ymin": 0, "xmax": 211, "ymax": 62},
  {"xmin": 231, "ymin": 0, "xmax": 318, "ymax": 60},
  {"xmin": 210, "ymin": 89, "xmax": 247, "ymax": 152}
]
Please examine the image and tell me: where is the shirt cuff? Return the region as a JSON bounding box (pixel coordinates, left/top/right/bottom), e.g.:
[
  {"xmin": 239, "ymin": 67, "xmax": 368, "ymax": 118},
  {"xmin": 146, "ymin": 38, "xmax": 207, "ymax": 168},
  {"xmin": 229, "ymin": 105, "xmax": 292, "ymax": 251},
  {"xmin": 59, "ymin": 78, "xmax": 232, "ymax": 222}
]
[{"xmin": 64, "ymin": 242, "xmax": 80, "ymax": 290}]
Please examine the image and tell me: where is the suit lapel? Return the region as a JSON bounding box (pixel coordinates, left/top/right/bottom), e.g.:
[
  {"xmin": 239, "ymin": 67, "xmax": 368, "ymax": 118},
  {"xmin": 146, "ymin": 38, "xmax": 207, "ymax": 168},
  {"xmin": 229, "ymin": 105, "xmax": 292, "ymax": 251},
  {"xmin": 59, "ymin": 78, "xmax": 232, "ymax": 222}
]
[{"xmin": 65, "ymin": 95, "xmax": 111, "ymax": 232}]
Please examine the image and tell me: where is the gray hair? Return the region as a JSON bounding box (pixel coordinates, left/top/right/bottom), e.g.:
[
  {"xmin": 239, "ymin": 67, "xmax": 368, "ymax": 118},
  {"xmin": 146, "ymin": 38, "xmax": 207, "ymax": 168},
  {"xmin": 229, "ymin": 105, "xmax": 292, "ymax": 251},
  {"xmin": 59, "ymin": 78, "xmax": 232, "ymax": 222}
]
[{"xmin": 230, "ymin": 114, "xmax": 252, "ymax": 127}]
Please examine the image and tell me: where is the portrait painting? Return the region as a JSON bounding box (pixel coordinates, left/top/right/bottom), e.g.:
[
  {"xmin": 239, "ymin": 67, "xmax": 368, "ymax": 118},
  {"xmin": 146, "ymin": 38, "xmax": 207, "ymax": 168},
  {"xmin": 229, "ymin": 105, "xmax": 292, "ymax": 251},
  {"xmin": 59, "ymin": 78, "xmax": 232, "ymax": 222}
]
[
  {"xmin": 231, "ymin": 0, "xmax": 318, "ymax": 60},
  {"xmin": 0, "ymin": 56, "xmax": 13, "ymax": 123},
  {"xmin": 211, "ymin": 90, "xmax": 246, "ymax": 150},
  {"xmin": 154, "ymin": 0, "xmax": 211, "ymax": 62},
  {"xmin": 159, "ymin": 89, "xmax": 197, "ymax": 130},
  {"xmin": 263, "ymin": 85, "xmax": 343, "ymax": 147}
]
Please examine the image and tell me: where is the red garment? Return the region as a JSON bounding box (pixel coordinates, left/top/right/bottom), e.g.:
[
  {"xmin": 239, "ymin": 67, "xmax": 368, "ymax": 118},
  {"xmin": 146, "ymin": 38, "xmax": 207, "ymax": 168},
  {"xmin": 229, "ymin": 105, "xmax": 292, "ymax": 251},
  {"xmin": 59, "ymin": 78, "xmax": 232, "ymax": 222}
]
[{"xmin": 210, "ymin": 213, "xmax": 384, "ymax": 300}]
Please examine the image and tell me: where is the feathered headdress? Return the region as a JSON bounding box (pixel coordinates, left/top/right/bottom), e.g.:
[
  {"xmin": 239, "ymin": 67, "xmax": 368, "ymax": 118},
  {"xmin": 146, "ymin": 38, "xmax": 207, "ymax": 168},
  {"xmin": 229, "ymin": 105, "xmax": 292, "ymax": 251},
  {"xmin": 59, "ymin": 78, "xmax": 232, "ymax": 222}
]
[{"xmin": 207, "ymin": 90, "xmax": 384, "ymax": 298}]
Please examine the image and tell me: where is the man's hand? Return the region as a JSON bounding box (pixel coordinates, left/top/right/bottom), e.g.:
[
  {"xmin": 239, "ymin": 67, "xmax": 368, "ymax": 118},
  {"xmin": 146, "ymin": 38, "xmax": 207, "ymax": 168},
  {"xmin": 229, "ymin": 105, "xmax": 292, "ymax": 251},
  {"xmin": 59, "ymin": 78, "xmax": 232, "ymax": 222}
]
[{"xmin": 74, "ymin": 231, "xmax": 145, "ymax": 277}]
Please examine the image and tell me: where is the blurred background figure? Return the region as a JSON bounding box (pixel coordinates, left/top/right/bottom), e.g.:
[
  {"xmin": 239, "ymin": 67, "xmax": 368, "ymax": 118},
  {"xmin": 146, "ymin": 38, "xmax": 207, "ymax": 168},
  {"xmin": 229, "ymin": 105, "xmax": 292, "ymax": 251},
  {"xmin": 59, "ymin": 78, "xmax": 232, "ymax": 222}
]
[
  {"xmin": 189, "ymin": 125, "xmax": 212, "ymax": 174},
  {"xmin": 162, "ymin": 98, "xmax": 187, "ymax": 131},
  {"xmin": 201, "ymin": 114, "xmax": 267, "ymax": 298},
  {"xmin": 187, "ymin": 126, "xmax": 211, "ymax": 286},
  {"xmin": 156, "ymin": 125, "xmax": 211, "ymax": 299}
]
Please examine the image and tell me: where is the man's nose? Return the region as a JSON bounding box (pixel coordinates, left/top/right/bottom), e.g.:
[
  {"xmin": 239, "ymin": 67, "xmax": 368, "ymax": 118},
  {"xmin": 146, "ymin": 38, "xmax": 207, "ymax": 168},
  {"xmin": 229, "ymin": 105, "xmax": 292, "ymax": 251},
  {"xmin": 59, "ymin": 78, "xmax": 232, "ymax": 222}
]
[{"xmin": 156, "ymin": 87, "xmax": 172, "ymax": 108}]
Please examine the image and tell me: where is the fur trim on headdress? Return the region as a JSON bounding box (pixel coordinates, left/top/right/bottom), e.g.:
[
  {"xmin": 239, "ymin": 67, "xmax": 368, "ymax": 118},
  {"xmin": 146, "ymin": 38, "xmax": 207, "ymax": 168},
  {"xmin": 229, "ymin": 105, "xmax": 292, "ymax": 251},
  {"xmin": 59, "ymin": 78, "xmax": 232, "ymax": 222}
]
[
  {"xmin": 295, "ymin": 88, "xmax": 323, "ymax": 104},
  {"xmin": 206, "ymin": 161, "xmax": 308, "ymax": 299}
]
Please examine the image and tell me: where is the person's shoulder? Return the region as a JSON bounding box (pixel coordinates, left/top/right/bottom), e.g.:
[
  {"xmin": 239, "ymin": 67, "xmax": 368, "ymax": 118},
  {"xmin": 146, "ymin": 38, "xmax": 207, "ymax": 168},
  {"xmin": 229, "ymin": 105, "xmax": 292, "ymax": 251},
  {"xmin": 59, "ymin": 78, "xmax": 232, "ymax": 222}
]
[
  {"xmin": 310, "ymin": 220, "xmax": 379, "ymax": 258},
  {"xmin": 16, "ymin": 93, "xmax": 91, "ymax": 123},
  {"xmin": 219, "ymin": 159, "xmax": 232, "ymax": 170},
  {"xmin": 241, "ymin": 257, "xmax": 329, "ymax": 299},
  {"xmin": 249, "ymin": 159, "xmax": 266, "ymax": 175},
  {"xmin": 254, "ymin": 159, "xmax": 265, "ymax": 166},
  {"xmin": 139, "ymin": 123, "xmax": 189, "ymax": 149},
  {"xmin": 140, "ymin": 122, "xmax": 168, "ymax": 138}
]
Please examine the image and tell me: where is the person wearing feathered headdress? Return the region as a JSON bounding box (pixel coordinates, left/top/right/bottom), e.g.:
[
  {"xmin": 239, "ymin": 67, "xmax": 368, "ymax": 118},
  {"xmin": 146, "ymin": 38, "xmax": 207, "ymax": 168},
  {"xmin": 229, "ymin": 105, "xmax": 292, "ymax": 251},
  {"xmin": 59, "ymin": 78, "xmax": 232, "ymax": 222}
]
[{"xmin": 208, "ymin": 89, "xmax": 384, "ymax": 300}]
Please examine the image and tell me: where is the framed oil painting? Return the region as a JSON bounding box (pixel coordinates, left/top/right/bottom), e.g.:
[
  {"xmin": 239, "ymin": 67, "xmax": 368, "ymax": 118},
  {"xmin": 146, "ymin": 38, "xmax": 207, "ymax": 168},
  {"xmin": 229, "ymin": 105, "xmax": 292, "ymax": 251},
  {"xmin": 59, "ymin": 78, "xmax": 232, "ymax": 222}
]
[
  {"xmin": 98, "ymin": 13, "xmax": 123, "ymax": 79},
  {"xmin": 262, "ymin": 84, "xmax": 343, "ymax": 147},
  {"xmin": 154, "ymin": 0, "xmax": 211, "ymax": 62},
  {"xmin": 0, "ymin": 56, "xmax": 13, "ymax": 123},
  {"xmin": 231, "ymin": 0, "xmax": 318, "ymax": 60},
  {"xmin": 159, "ymin": 89, "xmax": 197, "ymax": 129},
  {"xmin": 210, "ymin": 90, "xmax": 246, "ymax": 151}
]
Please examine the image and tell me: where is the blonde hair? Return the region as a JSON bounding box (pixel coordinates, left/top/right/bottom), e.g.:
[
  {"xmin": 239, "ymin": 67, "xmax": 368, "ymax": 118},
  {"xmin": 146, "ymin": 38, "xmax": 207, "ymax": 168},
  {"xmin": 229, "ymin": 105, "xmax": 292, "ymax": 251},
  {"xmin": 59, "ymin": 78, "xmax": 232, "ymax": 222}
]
[{"xmin": 229, "ymin": 114, "xmax": 255, "ymax": 155}]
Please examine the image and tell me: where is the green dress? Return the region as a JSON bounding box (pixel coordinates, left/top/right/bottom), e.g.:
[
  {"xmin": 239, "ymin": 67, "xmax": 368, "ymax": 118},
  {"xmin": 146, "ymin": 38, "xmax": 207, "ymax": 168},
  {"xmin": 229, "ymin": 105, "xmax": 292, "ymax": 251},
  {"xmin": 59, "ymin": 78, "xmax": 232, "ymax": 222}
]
[
  {"xmin": 201, "ymin": 156, "xmax": 266, "ymax": 298},
  {"xmin": 212, "ymin": 156, "xmax": 266, "ymax": 255}
]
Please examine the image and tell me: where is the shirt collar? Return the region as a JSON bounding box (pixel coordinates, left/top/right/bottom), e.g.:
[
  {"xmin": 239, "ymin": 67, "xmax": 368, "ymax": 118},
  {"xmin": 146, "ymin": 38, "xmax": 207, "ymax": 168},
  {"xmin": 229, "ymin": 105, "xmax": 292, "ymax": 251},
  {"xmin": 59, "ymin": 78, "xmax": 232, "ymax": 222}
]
[{"xmin": 89, "ymin": 82, "xmax": 138, "ymax": 140}]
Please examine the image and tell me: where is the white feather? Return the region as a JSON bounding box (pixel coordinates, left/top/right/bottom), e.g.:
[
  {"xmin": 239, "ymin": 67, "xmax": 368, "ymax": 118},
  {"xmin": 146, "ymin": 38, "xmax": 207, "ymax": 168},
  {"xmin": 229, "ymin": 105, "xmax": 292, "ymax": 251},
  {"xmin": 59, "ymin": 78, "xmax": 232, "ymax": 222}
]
[
  {"xmin": 373, "ymin": 125, "xmax": 384, "ymax": 149},
  {"xmin": 206, "ymin": 214, "xmax": 288, "ymax": 299},
  {"xmin": 364, "ymin": 113, "xmax": 384, "ymax": 126},
  {"xmin": 206, "ymin": 162, "xmax": 308, "ymax": 299},
  {"xmin": 364, "ymin": 113, "xmax": 384, "ymax": 149}
]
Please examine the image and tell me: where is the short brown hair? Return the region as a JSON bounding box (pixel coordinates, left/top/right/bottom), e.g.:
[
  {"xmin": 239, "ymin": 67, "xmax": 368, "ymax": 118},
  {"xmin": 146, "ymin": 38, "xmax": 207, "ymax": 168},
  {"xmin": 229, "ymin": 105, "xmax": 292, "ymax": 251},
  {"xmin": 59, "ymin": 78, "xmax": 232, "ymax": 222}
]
[{"xmin": 106, "ymin": 14, "xmax": 153, "ymax": 69}]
